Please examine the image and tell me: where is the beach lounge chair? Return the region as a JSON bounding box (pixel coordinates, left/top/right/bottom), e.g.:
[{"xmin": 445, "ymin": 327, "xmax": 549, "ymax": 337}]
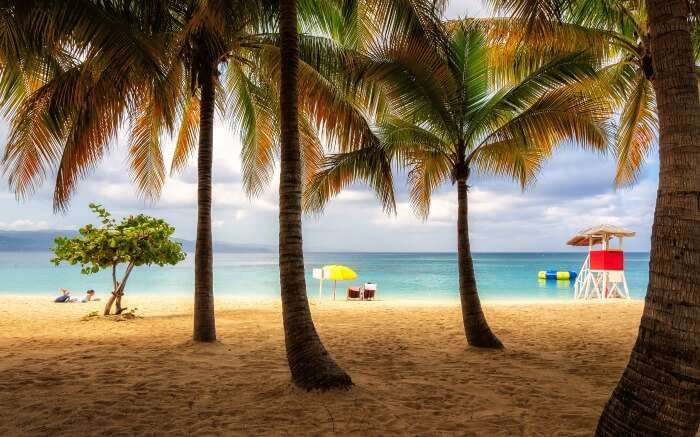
[
  {"xmin": 362, "ymin": 283, "xmax": 377, "ymax": 300},
  {"xmin": 347, "ymin": 286, "xmax": 361, "ymax": 300}
]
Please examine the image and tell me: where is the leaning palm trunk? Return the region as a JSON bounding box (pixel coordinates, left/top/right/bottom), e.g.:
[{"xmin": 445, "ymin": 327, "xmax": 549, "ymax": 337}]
[
  {"xmin": 596, "ymin": 0, "xmax": 700, "ymax": 434},
  {"xmin": 278, "ymin": 0, "xmax": 352, "ymax": 390},
  {"xmin": 192, "ymin": 64, "xmax": 217, "ymax": 343},
  {"xmin": 457, "ymin": 179, "xmax": 502, "ymax": 348}
]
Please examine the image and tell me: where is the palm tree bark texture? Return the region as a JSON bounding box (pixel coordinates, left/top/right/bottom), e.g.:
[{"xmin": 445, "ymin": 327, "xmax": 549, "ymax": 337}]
[
  {"xmin": 277, "ymin": 0, "xmax": 352, "ymax": 390},
  {"xmin": 193, "ymin": 59, "xmax": 217, "ymax": 343},
  {"xmin": 596, "ymin": 1, "xmax": 700, "ymax": 435},
  {"xmin": 456, "ymin": 173, "xmax": 503, "ymax": 349}
]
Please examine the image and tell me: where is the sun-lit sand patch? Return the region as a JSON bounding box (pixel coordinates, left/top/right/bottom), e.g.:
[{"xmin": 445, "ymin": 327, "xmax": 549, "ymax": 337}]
[{"xmin": 0, "ymin": 295, "xmax": 643, "ymax": 436}]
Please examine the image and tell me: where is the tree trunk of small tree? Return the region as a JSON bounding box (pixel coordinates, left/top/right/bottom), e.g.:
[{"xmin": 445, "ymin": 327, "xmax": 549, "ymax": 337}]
[
  {"xmin": 104, "ymin": 293, "xmax": 117, "ymax": 316},
  {"xmin": 596, "ymin": 1, "xmax": 700, "ymax": 435},
  {"xmin": 457, "ymin": 179, "xmax": 503, "ymax": 348},
  {"xmin": 104, "ymin": 264, "xmax": 119, "ymax": 315},
  {"xmin": 278, "ymin": 0, "xmax": 352, "ymax": 390},
  {"xmin": 103, "ymin": 262, "xmax": 135, "ymax": 315},
  {"xmin": 192, "ymin": 62, "xmax": 217, "ymax": 342},
  {"xmin": 114, "ymin": 262, "xmax": 135, "ymax": 315}
]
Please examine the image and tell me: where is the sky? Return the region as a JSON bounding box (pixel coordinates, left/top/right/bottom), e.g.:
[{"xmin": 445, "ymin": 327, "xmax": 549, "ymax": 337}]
[{"xmin": 0, "ymin": 0, "xmax": 656, "ymax": 252}]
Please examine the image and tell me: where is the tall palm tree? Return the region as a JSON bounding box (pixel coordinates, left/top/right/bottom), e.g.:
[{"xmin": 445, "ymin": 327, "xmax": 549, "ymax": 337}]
[
  {"xmin": 490, "ymin": 0, "xmax": 700, "ymax": 433},
  {"xmin": 597, "ymin": 0, "xmax": 700, "ymax": 434},
  {"xmin": 305, "ymin": 21, "xmax": 611, "ymax": 348},
  {"xmin": 245, "ymin": 0, "xmax": 449, "ymax": 388},
  {"xmin": 275, "ymin": 0, "xmax": 353, "ymax": 390}
]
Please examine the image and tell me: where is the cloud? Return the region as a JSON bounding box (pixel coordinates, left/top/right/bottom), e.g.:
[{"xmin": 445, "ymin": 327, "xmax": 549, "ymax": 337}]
[
  {"xmin": 0, "ymin": 0, "xmax": 659, "ymax": 252},
  {"xmin": 445, "ymin": 0, "xmax": 489, "ymax": 18},
  {"xmin": 0, "ymin": 219, "xmax": 56, "ymax": 231}
]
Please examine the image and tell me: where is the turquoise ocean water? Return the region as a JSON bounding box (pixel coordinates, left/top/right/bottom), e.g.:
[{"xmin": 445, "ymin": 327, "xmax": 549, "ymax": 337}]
[{"xmin": 0, "ymin": 251, "xmax": 650, "ymax": 301}]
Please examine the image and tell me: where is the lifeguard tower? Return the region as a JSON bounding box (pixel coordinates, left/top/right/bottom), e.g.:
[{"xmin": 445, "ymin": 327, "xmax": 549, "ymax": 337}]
[{"xmin": 567, "ymin": 225, "xmax": 636, "ymax": 300}]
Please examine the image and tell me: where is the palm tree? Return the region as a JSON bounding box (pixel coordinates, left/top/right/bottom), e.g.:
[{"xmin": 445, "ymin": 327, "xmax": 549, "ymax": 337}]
[
  {"xmin": 305, "ymin": 21, "xmax": 611, "ymax": 348},
  {"xmin": 245, "ymin": 0, "xmax": 450, "ymax": 388},
  {"xmin": 596, "ymin": 0, "xmax": 700, "ymax": 434},
  {"xmin": 489, "ymin": 0, "xmax": 700, "ymax": 433},
  {"xmin": 0, "ymin": 0, "xmax": 272, "ymax": 341},
  {"xmin": 275, "ymin": 0, "xmax": 353, "ymax": 390}
]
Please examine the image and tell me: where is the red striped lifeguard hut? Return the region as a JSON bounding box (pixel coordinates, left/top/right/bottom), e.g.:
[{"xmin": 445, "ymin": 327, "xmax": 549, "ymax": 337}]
[{"xmin": 567, "ymin": 224, "xmax": 636, "ymax": 300}]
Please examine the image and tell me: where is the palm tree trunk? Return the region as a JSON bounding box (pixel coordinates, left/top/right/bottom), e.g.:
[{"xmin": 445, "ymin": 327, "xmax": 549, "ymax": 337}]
[
  {"xmin": 192, "ymin": 64, "xmax": 216, "ymax": 343},
  {"xmin": 596, "ymin": 1, "xmax": 700, "ymax": 434},
  {"xmin": 457, "ymin": 179, "xmax": 502, "ymax": 348},
  {"xmin": 278, "ymin": 0, "xmax": 352, "ymax": 390}
]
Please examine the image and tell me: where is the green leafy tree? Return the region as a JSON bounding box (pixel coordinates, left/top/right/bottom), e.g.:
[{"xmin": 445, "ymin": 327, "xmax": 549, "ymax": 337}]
[{"xmin": 52, "ymin": 203, "xmax": 185, "ymax": 315}]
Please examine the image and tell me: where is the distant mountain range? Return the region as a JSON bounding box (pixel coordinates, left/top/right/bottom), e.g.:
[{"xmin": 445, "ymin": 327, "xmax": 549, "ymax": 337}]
[{"xmin": 0, "ymin": 230, "xmax": 273, "ymax": 253}]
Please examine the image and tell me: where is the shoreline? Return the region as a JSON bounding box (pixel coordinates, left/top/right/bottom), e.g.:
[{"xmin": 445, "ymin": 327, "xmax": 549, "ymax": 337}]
[{"xmin": 0, "ymin": 293, "xmax": 643, "ymax": 306}]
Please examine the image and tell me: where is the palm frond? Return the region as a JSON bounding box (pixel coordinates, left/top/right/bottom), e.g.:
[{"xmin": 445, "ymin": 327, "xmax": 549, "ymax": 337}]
[
  {"xmin": 299, "ymin": 113, "xmax": 325, "ymax": 189},
  {"xmin": 471, "ymin": 137, "xmax": 545, "ymax": 189},
  {"xmin": 255, "ymin": 40, "xmax": 382, "ymax": 155},
  {"xmin": 128, "ymin": 87, "xmax": 166, "ymax": 201},
  {"xmin": 406, "ymin": 149, "xmax": 452, "ymax": 219},
  {"xmin": 304, "ymin": 145, "xmax": 396, "ymax": 214},
  {"xmin": 171, "ymin": 93, "xmax": 201, "ymax": 175},
  {"xmin": 467, "ymin": 51, "xmax": 602, "ymax": 143},
  {"xmin": 367, "ymin": 34, "xmax": 459, "ymax": 138},
  {"xmin": 614, "ymin": 74, "xmax": 657, "ymax": 186},
  {"xmin": 471, "ymin": 17, "xmax": 631, "ymax": 87},
  {"xmin": 472, "ymin": 86, "xmax": 612, "ymax": 187},
  {"xmin": 52, "ymin": 71, "xmax": 130, "ymax": 211},
  {"xmin": 377, "ymin": 115, "xmax": 453, "ymax": 163},
  {"xmin": 488, "ymin": 0, "xmax": 566, "ymax": 37},
  {"xmin": 228, "ymin": 61, "xmax": 279, "ymax": 197},
  {"xmin": 2, "ymin": 82, "xmax": 65, "ymax": 199},
  {"xmin": 446, "ymin": 21, "xmax": 490, "ymax": 126}
]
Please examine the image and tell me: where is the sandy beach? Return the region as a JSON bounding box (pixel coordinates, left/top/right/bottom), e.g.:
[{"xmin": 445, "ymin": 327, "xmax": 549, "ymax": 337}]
[{"xmin": 0, "ymin": 295, "xmax": 644, "ymax": 436}]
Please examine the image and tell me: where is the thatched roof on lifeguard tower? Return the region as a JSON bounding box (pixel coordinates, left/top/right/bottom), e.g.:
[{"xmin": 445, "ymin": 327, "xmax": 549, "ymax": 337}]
[{"xmin": 566, "ymin": 224, "xmax": 636, "ymax": 246}]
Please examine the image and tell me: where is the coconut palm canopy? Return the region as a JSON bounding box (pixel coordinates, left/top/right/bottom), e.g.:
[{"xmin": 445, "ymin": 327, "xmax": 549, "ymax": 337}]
[
  {"xmin": 305, "ymin": 20, "xmax": 612, "ymax": 217},
  {"xmin": 485, "ymin": 0, "xmax": 700, "ymax": 186},
  {"xmin": 0, "ymin": 0, "xmax": 440, "ymax": 204},
  {"xmin": 303, "ymin": 15, "xmax": 612, "ymax": 349}
]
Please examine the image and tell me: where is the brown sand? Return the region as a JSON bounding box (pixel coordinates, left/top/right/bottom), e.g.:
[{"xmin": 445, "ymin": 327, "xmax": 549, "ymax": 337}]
[{"xmin": 0, "ymin": 295, "xmax": 644, "ymax": 436}]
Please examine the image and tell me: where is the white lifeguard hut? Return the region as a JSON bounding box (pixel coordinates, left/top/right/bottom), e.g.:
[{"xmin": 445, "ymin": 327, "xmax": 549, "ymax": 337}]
[{"xmin": 567, "ymin": 224, "xmax": 636, "ymax": 300}]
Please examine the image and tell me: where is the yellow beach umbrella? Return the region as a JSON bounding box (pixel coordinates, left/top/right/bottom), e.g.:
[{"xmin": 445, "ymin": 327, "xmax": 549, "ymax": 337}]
[{"xmin": 322, "ymin": 265, "xmax": 357, "ymax": 300}]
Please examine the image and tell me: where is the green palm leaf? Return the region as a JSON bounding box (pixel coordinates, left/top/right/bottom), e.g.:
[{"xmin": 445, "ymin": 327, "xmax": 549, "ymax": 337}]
[
  {"xmin": 614, "ymin": 73, "xmax": 657, "ymax": 186},
  {"xmin": 304, "ymin": 145, "xmax": 396, "ymax": 214}
]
